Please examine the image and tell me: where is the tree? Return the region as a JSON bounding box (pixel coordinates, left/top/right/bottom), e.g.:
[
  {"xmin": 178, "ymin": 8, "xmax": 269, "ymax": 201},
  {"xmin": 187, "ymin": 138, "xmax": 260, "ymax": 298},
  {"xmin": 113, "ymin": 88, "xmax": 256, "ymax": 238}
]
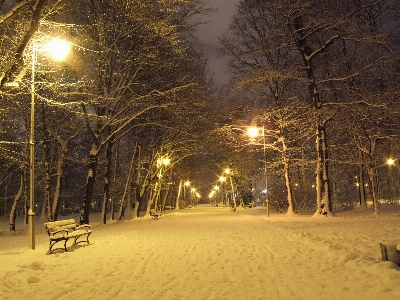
[{"xmin": 220, "ymin": 0, "xmax": 400, "ymax": 216}]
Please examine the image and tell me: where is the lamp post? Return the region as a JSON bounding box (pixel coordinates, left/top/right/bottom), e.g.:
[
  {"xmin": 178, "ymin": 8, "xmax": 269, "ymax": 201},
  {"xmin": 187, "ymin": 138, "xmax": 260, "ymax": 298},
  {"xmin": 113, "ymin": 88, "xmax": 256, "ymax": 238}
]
[
  {"xmin": 247, "ymin": 125, "xmax": 269, "ymax": 217},
  {"xmin": 29, "ymin": 38, "xmax": 70, "ymax": 249}
]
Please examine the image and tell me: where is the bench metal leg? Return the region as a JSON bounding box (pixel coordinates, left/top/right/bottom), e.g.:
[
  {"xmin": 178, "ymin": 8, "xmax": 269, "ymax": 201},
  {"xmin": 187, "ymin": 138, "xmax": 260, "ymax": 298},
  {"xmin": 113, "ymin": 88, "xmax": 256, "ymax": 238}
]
[
  {"xmin": 74, "ymin": 232, "xmax": 91, "ymax": 245},
  {"xmin": 48, "ymin": 239, "xmax": 68, "ymax": 253}
]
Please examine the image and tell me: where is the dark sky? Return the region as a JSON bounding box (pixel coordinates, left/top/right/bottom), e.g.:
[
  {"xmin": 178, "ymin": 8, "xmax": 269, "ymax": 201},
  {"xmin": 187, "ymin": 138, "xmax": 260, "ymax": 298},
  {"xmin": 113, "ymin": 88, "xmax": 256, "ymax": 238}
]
[{"xmin": 196, "ymin": 0, "xmax": 240, "ymax": 87}]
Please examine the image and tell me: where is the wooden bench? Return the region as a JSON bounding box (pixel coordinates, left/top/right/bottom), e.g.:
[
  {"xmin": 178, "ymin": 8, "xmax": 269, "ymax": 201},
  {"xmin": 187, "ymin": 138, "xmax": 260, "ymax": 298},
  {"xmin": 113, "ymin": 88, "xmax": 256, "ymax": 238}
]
[
  {"xmin": 244, "ymin": 202, "xmax": 256, "ymax": 208},
  {"xmin": 44, "ymin": 219, "xmax": 92, "ymax": 253},
  {"xmin": 150, "ymin": 209, "xmax": 162, "ymax": 220}
]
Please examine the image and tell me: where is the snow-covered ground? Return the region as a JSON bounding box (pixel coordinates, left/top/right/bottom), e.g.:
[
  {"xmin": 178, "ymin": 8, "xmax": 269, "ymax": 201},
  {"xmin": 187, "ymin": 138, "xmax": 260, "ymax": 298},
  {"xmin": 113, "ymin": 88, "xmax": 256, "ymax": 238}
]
[{"xmin": 1, "ymin": 205, "xmax": 399, "ymax": 300}]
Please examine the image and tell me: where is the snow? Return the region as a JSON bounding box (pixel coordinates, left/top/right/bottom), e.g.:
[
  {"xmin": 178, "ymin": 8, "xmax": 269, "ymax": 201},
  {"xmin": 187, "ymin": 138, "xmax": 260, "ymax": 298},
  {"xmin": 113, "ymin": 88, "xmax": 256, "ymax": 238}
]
[{"xmin": 1, "ymin": 205, "xmax": 399, "ymax": 300}]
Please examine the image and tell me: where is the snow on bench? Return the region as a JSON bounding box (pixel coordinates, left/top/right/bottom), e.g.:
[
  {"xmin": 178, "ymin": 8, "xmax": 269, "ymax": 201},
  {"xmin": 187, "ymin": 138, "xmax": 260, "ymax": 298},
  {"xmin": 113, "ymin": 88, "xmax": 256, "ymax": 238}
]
[
  {"xmin": 150, "ymin": 209, "xmax": 162, "ymax": 220},
  {"xmin": 44, "ymin": 219, "xmax": 92, "ymax": 253}
]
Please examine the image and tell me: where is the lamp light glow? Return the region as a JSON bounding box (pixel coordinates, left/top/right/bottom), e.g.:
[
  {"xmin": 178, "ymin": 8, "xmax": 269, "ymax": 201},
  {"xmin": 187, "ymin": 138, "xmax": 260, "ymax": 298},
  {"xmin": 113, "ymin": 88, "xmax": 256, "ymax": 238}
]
[
  {"xmin": 247, "ymin": 127, "xmax": 259, "ymax": 138},
  {"xmin": 45, "ymin": 38, "xmax": 70, "ymax": 61}
]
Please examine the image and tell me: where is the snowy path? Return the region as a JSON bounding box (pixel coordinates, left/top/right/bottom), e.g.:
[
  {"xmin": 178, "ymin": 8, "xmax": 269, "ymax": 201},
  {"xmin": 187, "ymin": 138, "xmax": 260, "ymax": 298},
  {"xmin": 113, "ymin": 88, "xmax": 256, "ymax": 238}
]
[{"xmin": 1, "ymin": 206, "xmax": 399, "ymax": 300}]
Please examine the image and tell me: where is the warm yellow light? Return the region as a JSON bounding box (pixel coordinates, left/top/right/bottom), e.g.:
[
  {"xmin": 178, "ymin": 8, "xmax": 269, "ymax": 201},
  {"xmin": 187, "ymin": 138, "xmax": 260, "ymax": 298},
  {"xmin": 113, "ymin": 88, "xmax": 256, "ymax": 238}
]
[
  {"xmin": 224, "ymin": 168, "xmax": 231, "ymax": 175},
  {"xmin": 214, "ymin": 185, "xmax": 219, "ymax": 191},
  {"xmin": 45, "ymin": 38, "xmax": 70, "ymax": 61},
  {"xmin": 247, "ymin": 127, "xmax": 259, "ymax": 138},
  {"xmin": 184, "ymin": 181, "xmax": 190, "ymax": 186},
  {"xmin": 219, "ymin": 176, "xmax": 226, "ymax": 182},
  {"xmin": 191, "ymin": 187, "xmax": 196, "ymax": 193},
  {"xmin": 387, "ymin": 158, "xmax": 395, "ymax": 166},
  {"xmin": 162, "ymin": 158, "xmax": 170, "ymax": 166}
]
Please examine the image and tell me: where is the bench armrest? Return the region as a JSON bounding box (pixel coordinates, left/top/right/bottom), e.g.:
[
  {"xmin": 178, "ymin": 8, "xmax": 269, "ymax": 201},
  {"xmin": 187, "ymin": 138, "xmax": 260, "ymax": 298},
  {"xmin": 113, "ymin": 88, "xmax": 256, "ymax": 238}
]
[
  {"xmin": 75, "ymin": 224, "xmax": 91, "ymax": 231},
  {"xmin": 48, "ymin": 229, "xmax": 69, "ymax": 236}
]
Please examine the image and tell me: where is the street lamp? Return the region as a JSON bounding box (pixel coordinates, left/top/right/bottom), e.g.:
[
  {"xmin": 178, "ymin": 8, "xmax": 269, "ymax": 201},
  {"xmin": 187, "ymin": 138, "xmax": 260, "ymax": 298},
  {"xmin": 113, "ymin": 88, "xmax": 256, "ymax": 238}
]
[
  {"xmin": 247, "ymin": 125, "xmax": 269, "ymax": 217},
  {"xmin": 387, "ymin": 158, "xmax": 395, "ymax": 166},
  {"xmin": 29, "ymin": 38, "xmax": 70, "ymax": 250}
]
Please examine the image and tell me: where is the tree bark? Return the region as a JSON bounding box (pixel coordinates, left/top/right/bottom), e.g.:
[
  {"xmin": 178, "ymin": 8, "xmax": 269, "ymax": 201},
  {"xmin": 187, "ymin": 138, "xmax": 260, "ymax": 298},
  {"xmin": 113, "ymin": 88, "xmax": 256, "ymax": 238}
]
[
  {"xmin": 175, "ymin": 179, "xmax": 182, "ymax": 209},
  {"xmin": 9, "ymin": 165, "xmax": 24, "ymax": 231},
  {"xmin": 280, "ymin": 136, "xmax": 294, "ymax": 215},
  {"xmin": 80, "ymin": 141, "xmax": 100, "ymax": 225},
  {"xmin": 358, "ymin": 149, "xmax": 367, "ymax": 209},
  {"xmin": 118, "ymin": 144, "xmax": 137, "ymax": 220},
  {"xmin": 101, "ymin": 140, "xmax": 113, "ymax": 224}
]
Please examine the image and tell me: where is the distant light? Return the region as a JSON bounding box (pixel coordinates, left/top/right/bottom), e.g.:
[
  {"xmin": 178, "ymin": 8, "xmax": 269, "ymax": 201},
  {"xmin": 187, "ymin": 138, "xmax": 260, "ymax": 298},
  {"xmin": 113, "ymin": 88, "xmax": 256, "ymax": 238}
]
[
  {"xmin": 247, "ymin": 127, "xmax": 259, "ymax": 138},
  {"xmin": 45, "ymin": 38, "xmax": 70, "ymax": 61},
  {"xmin": 387, "ymin": 158, "xmax": 395, "ymax": 166}
]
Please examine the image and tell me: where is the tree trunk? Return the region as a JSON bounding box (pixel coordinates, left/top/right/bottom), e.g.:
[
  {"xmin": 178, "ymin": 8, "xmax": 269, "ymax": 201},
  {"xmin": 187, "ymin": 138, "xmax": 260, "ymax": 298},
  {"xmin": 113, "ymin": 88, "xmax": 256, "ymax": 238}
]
[
  {"xmin": 52, "ymin": 144, "xmax": 66, "ymax": 221},
  {"xmin": 367, "ymin": 164, "xmax": 379, "ymax": 215},
  {"xmin": 147, "ymin": 184, "xmax": 160, "ymax": 215},
  {"xmin": 229, "ymin": 176, "xmax": 236, "ymax": 209},
  {"xmin": 300, "ymin": 147, "xmax": 308, "ymax": 209},
  {"xmin": 320, "ymin": 123, "xmax": 333, "ymax": 215},
  {"xmin": 280, "ymin": 136, "xmax": 294, "ymax": 215},
  {"xmin": 175, "ymin": 179, "xmax": 183, "ymax": 209},
  {"xmin": 118, "ymin": 145, "xmax": 137, "ymax": 220},
  {"xmin": 42, "ymin": 112, "xmax": 52, "ymax": 221},
  {"xmin": 160, "ymin": 166, "xmax": 173, "ymax": 211},
  {"xmin": 80, "ymin": 141, "xmax": 100, "ymax": 225},
  {"xmin": 358, "ymin": 149, "xmax": 367, "ymax": 209},
  {"xmin": 101, "ymin": 141, "xmax": 113, "ymax": 224},
  {"xmin": 9, "ymin": 165, "xmax": 25, "ymax": 231},
  {"xmin": 132, "ymin": 146, "xmax": 142, "ymax": 219},
  {"xmin": 313, "ymin": 122, "xmax": 333, "ymax": 216},
  {"xmin": 109, "ymin": 140, "xmax": 120, "ymax": 221}
]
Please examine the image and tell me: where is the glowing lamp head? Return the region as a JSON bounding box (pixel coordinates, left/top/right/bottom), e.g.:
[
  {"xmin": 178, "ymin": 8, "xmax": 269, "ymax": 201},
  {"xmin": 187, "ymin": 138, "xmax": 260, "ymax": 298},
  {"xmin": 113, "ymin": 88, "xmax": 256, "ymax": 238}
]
[
  {"xmin": 162, "ymin": 158, "xmax": 170, "ymax": 166},
  {"xmin": 45, "ymin": 38, "xmax": 70, "ymax": 61},
  {"xmin": 247, "ymin": 127, "xmax": 259, "ymax": 138},
  {"xmin": 387, "ymin": 158, "xmax": 395, "ymax": 166}
]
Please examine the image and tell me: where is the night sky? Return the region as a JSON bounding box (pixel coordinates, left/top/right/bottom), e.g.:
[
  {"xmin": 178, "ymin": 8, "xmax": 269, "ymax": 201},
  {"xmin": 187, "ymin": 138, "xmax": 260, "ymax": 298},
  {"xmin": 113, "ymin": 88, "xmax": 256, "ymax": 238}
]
[{"xmin": 196, "ymin": 0, "xmax": 241, "ymax": 86}]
